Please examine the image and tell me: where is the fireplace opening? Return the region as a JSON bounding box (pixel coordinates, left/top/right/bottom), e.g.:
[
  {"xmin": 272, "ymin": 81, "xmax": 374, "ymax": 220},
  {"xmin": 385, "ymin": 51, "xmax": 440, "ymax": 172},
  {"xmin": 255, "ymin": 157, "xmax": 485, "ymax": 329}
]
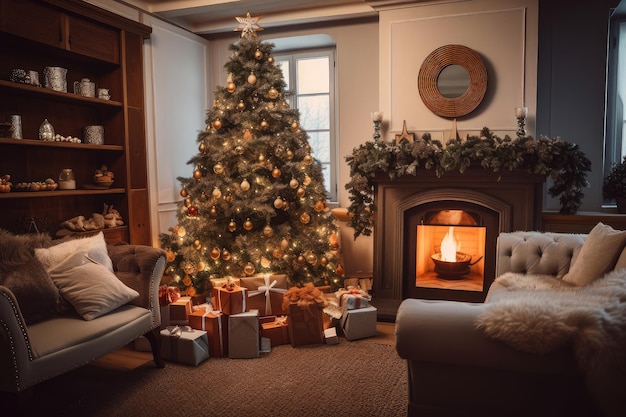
[{"xmin": 404, "ymin": 201, "xmax": 499, "ymax": 302}]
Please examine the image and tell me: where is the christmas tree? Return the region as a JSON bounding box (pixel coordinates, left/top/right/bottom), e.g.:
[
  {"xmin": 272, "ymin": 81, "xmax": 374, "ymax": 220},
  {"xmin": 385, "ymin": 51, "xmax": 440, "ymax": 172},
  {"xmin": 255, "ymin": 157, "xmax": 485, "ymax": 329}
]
[{"xmin": 159, "ymin": 13, "xmax": 343, "ymax": 298}]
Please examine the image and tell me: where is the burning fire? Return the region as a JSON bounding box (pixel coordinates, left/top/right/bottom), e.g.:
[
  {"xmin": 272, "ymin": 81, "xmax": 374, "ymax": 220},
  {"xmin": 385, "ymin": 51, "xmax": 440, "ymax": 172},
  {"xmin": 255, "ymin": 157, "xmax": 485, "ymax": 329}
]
[{"xmin": 440, "ymin": 226, "xmax": 461, "ymax": 262}]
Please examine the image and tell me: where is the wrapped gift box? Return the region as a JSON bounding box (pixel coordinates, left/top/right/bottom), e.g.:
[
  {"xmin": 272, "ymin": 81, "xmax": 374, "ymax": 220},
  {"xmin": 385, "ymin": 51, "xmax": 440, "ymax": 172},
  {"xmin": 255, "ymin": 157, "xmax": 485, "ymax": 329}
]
[
  {"xmin": 324, "ymin": 327, "xmax": 339, "ymax": 345},
  {"xmin": 159, "ymin": 304, "xmax": 170, "ymax": 329},
  {"xmin": 169, "ymin": 296, "xmax": 193, "ymax": 325},
  {"xmin": 160, "ymin": 326, "xmax": 209, "ymax": 365},
  {"xmin": 240, "ymin": 274, "xmax": 288, "ymax": 316},
  {"xmin": 260, "ymin": 315, "xmax": 290, "ymax": 347},
  {"xmin": 340, "ymin": 306, "xmax": 377, "ymax": 341},
  {"xmin": 336, "ymin": 288, "xmax": 372, "ymax": 310},
  {"xmin": 212, "ymin": 285, "xmax": 248, "ymax": 315},
  {"xmin": 229, "ymin": 309, "xmax": 260, "ymax": 358},
  {"xmin": 287, "ymin": 303, "xmax": 324, "ymax": 347},
  {"xmin": 188, "ymin": 305, "xmax": 228, "ymax": 357}
]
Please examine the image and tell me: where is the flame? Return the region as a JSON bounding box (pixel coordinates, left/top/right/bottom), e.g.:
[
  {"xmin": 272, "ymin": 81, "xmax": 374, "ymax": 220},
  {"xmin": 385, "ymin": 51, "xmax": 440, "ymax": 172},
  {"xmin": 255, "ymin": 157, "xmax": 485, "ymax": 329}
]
[{"xmin": 440, "ymin": 226, "xmax": 460, "ymax": 262}]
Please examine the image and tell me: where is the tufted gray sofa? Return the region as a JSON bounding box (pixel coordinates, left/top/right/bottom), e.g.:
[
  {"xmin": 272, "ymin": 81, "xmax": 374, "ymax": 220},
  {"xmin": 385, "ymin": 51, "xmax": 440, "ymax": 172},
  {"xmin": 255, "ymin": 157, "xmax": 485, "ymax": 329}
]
[{"xmin": 395, "ymin": 230, "xmax": 621, "ymax": 417}]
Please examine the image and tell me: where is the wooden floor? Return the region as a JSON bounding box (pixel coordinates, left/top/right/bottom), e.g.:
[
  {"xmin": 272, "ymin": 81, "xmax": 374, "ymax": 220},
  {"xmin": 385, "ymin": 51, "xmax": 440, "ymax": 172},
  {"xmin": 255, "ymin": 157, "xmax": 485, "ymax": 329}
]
[{"xmin": 96, "ymin": 322, "xmax": 396, "ymax": 371}]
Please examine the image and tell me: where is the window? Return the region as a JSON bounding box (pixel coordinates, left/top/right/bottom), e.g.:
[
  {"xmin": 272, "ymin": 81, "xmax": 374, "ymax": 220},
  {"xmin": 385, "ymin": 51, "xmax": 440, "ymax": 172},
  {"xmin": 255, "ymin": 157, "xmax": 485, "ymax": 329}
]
[
  {"xmin": 275, "ymin": 49, "xmax": 337, "ymax": 201},
  {"xmin": 605, "ymin": 5, "xmax": 626, "ymax": 204}
]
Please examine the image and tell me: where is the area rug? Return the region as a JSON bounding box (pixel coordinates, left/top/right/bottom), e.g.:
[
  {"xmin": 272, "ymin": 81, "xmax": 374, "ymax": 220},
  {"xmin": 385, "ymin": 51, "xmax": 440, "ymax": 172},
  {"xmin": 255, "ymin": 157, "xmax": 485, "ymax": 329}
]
[{"xmin": 10, "ymin": 339, "xmax": 407, "ymax": 417}]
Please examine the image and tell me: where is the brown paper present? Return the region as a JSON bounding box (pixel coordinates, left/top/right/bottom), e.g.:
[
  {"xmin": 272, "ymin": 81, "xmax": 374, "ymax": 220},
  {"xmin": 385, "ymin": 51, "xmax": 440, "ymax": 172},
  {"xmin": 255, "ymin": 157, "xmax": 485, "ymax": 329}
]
[
  {"xmin": 169, "ymin": 296, "xmax": 193, "ymax": 324},
  {"xmin": 212, "ymin": 285, "xmax": 248, "ymax": 315},
  {"xmin": 260, "ymin": 315, "xmax": 290, "ymax": 346},
  {"xmin": 287, "ymin": 303, "xmax": 324, "ymax": 347},
  {"xmin": 160, "ymin": 326, "xmax": 209, "ymax": 365},
  {"xmin": 228, "ymin": 309, "xmax": 260, "ymax": 358},
  {"xmin": 240, "ymin": 274, "xmax": 288, "ymax": 316},
  {"xmin": 188, "ymin": 305, "xmax": 228, "ymax": 357},
  {"xmin": 210, "ymin": 277, "xmax": 241, "ymax": 288}
]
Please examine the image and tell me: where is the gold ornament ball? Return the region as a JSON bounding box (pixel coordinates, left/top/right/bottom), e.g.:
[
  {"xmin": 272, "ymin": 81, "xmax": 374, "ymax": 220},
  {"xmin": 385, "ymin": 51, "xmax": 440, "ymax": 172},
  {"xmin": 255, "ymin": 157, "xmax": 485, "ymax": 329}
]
[
  {"xmin": 286, "ymin": 149, "xmax": 294, "ymax": 160},
  {"xmin": 224, "ymin": 194, "xmax": 232, "ymax": 203},
  {"xmin": 193, "ymin": 169, "xmax": 202, "ymax": 179},
  {"xmin": 261, "ymin": 256, "xmax": 271, "ymax": 268},
  {"xmin": 296, "ymin": 187, "xmax": 306, "ymax": 198},
  {"xmin": 272, "ymin": 167, "xmax": 281, "ymax": 178},
  {"xmin": 177, "ymin": 226, "xmax": 186, "ymax": 237},
  {"xmin": 300, "ymin": 212, "xmax": 311, "ymax": 224},
  {"xmin": 184, "ymin": 198, "xmax": 192, "ymax": 207},
  {"xmin": 268, "ymin": 87, "xmax": 279, "ymax": 99},
  {"xmin": 221, "ymin": 249, "xmax": 232, "ymax": 261},
  {"xmin": 240, "ymin": 179, "xmax": 250, "ymax": 191},
  {"xmin": 212, "ymin": 187, "xmax": 222, "ymax": 199},
  {"xmin": 180, "ymin": 188, "xmax": 188, "ymax": 198},
  {"xmin": 260, "ymin": 119, "xmax": 269, "ymax": 130},
  {"xmin": 291, "ymin": 121, "xmax": 299, "ymax": 131},
  {"xmin": 213, "ymin": 162, "xmax": 224, "ymax": 175},
  {"xmin": 193, "ymin": 239, "xmax": 201, "ymax": 250},
  {"xmin": 198, "ymin": 142, "xmax": 206, "ymax": 153},
  {"xmin": 289, "ymin": 178, "xmax": 299, "ymax": 189},
  {"xmin": 272, "ymin": 248, "xmax": 283, "ymax": 259},
  {"xmin": 314, "ymin": 200, "xmax": 325, "ymax": 212},
  {"xmin": 280, "ymin": 238, "xmax": 289, "ymax": 250},
  {"xmin": 213, "ymin": 119, "xmax": 222, "ymax": 130},
  {"xmin": 263, "ymin": 224, "xmax": 273, "ymax": 237},
  {"xmin": 273, "ymin": 197, "xmax": 284, "ymax": 209},
  {"xmin": 258, "ymin": 153, "xmax": 266, "ymax": 162},
  {"xmin": 210, "ymin": 247, "xmax": 221, "ymax": 260},
  {"xmin": 237, "ymin": 100, "xmax": 245, "ymax": 110},
  {"xmin": 296, "ymin": 255, "xmax": 306, "ymax": 264},
  {"xmin": 303, "ymin": 154, "xmax": 313, "ymax": 165},
  {"xmin": 306, "ymin": 252, "xmax": 318, "ymax": 265},
  {"xmin": 320, "ymin": 256, "xmax": 328, "ymax": 267},
  {"xmin": 210, "ymin": 206, "xmax": 217, "ymax": 217},
  {"xmin": 228, "ymin": 220, "xmax": 236, "ymax": 232},
  {"xmin": 268, "ymin": 55, "xmax": 274, "ymax": 63},
  {"xmin": 254, "ymin": 49, "xmax": 263, "ymax": 60},
  {"xmin": 243, "ymin": 218, "xmax": 253, "ymax": 231},
  {"xmin": 248, "ymin": 72, "xmax": 257, "ymax": 84},
  {"xmin": 226, "ymin": 82, "xmax": 236, "ymax": 93},
  {"xmin": 196, "ymin": 261, "xmax": 206, "ymax": 272},
  {"xmin": 303, "ymin": 175, "xmax": 312, "ymax": 186},
  {"xmin": 244, "ymin": 262, "xmax": 256, "ymax": 275},
  {"xmin": 183, "ymin": 262, "xmax": 195, "ymax": 275},
  {"xmin": 235, "ymin": 145, "xmax": 245, "ymax": 155}
]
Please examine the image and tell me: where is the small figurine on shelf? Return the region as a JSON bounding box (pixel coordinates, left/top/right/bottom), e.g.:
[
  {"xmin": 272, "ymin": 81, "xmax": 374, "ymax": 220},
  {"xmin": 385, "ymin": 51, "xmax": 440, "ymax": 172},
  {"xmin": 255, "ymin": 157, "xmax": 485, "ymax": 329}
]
[
  {"xmin": 94, "ymin": 164, "xmax": 115, "ymax": 187},
  {"xmin": 0, "ymin": 175, "xmax": 12, "ymax": 193},
  {"xmin": 39, "ymin": 119, "xmax": 55, "ymax": 141}
]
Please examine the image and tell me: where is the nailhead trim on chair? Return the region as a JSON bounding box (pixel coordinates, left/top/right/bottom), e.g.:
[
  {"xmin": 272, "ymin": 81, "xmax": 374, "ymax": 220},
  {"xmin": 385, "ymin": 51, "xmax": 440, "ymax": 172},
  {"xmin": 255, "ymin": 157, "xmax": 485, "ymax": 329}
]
[{"xmin": 1, "ymin": 320, "xmax": 20, "ymax": 390}]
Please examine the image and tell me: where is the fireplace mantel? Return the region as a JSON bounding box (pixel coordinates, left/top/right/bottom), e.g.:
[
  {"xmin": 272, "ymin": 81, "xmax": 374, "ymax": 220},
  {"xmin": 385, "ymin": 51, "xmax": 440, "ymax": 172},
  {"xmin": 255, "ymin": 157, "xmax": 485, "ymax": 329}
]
[{"xmin": 372, "ymin": 169, "xmax": 546, "ymax": 304}]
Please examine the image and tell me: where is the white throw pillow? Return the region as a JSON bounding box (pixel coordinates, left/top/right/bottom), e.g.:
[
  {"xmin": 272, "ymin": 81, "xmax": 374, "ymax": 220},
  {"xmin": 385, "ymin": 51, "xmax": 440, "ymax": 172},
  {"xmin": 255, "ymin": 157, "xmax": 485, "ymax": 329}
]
[
  {"xmin": 562, "ymin": 222, "xmax": 626, "ymax": 286},
  {"xmin": 48, "ymin": 251, "xmax": 139, "ymax": 320},
  {"xmin": 35, "ymin": 232, "xmax": 113, "ymax": 273}
]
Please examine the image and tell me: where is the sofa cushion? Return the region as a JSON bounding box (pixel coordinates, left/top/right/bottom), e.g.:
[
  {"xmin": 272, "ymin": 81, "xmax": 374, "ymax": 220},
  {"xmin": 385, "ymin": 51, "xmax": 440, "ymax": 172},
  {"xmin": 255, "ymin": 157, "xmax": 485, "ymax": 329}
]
[
  {"xmin": 562, "ymin": 222, "xmax": 626, "ymax": 286},
  {"xmin": 48, "ymin": 251, "xmax": 139, "ymax": 321},
  {"xmin": 0, "ymin": 229, "xmax": 68, "ymax": 324},
  {"xmin": 35, "ymin": 232, "xmax": 113, "ymax": 273}
]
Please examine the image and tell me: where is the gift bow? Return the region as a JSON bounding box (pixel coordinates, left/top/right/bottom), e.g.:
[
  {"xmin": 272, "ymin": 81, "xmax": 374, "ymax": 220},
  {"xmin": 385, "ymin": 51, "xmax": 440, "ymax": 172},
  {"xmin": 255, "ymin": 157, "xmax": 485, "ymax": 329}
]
[
  {"xmin": 248, "ymin": 274, "xmax": 287, "ymax": 315},
  {"xmin": 158, "ymin": 285, "xmax": 181, "ymax": 306},
  {"xmin": 166, "ymin": 325, "xmax": 193, "ymax": 338}
]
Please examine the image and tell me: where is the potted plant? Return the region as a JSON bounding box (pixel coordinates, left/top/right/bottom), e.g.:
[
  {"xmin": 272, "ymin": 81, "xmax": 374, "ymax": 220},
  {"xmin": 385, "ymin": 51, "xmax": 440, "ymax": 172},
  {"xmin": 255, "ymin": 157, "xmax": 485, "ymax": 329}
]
[{"xmin": 603, "ymin": 155, "xmax": 626, "ymax": 213}]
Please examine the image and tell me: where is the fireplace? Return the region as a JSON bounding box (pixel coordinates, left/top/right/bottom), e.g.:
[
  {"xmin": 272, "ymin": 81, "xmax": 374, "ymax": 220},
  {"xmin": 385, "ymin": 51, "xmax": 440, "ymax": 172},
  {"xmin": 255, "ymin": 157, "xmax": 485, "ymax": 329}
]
[{"xmin": 372, "ymin": 169, "xmax": 545, "ymax": 304}]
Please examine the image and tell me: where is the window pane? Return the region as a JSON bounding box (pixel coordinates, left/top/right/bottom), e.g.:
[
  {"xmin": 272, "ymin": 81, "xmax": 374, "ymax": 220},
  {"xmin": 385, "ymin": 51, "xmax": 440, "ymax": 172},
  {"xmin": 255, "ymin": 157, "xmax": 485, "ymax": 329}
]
[
  {"xmin": 298, "ymin": 95, "xmax": 329, "ymax": 130},
  {"xmin": 307, "ymin": 131, "xmax": 330, "ymax": 163},
  {"xmin": 277, "ymin": 60, "xmax": 290, "ymax": 90},
  {"xmin": 321, "ymin": 163, "xmax": 331, "ymax": 195},
  {"xmin": 297, "ymin": 57, "xmax": 329, "ymax": 94}
]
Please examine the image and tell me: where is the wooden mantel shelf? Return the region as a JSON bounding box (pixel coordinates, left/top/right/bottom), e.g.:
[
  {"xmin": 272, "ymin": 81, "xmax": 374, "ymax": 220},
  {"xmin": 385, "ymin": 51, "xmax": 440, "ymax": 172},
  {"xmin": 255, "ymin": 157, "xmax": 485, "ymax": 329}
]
[{"xmin": 542, "ymin": 211, "xmax": 626, "ymax": 233}]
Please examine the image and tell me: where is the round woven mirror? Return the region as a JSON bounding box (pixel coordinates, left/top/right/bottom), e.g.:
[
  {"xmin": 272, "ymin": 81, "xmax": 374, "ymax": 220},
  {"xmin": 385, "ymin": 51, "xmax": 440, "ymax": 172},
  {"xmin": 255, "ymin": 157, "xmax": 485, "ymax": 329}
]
[{"xmin": 418, "ymin": 44, "xmax": 487, "ymax": 118}]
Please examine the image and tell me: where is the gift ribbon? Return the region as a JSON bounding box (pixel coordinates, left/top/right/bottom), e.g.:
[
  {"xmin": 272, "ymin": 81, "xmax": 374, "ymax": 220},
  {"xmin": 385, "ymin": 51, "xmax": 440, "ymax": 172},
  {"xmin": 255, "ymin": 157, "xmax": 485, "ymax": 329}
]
[
  {"xmin": 248, "ymin": 274, "xmax": 287, "ymax": 315},
  {"xmin": 192, "ymin": 303, "xmax": 225, "ymax": 355},
  {"xmin": 166, "ymin": 325, "xmax": 193, "ymax": 338}
]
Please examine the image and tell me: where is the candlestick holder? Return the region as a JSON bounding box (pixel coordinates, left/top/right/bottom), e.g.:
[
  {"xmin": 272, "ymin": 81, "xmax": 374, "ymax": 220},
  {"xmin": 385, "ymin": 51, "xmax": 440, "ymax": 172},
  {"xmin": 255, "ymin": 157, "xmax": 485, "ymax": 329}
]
[
  {"xmin": 371, "ymin": 111, "xmax": 383, "ymax": 141},
  {"xmin": 515, "ymin": 107, "xmax": 528, "ymax": 138}
]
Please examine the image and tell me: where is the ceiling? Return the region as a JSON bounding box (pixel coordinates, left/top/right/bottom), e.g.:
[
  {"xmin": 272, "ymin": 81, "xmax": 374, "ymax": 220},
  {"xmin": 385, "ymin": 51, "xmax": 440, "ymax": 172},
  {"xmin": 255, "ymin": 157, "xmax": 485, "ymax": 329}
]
[{"xmin": 119, "ymin": 0, "xmax": 422, "ymax": 35}]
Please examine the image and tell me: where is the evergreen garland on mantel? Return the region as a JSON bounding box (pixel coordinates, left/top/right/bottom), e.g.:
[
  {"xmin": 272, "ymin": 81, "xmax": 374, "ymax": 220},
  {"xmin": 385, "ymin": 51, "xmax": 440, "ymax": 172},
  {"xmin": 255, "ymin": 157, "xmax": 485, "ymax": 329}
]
[{"xmin": 345, "ymin": 127, "xmax": 591, "ymax": 239}]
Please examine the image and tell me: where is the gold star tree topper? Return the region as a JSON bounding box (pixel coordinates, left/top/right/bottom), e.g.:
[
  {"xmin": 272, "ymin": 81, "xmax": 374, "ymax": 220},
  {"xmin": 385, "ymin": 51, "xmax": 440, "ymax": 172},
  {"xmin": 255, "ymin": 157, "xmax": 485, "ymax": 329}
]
[{"xmin": 234, "ymin": 12, "xmax": 263, "ymax": 38}]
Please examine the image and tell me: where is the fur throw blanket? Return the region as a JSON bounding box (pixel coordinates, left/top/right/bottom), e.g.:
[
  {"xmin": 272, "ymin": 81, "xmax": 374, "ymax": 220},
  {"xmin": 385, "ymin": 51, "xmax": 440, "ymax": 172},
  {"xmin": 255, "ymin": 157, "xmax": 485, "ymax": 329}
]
[{"xmin": 476, "ymin": 270, "xmax": 626, "ymax": 417}]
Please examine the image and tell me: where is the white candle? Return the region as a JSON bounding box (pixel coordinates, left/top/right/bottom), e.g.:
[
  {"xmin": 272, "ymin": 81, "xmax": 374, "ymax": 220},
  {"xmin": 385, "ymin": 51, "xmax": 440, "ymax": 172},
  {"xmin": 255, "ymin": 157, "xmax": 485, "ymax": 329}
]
[
  {"xmin": 371, "ymin": 111, "xmax": 383, "ymax": 122},
  {"xmin": 515, "ymin": 107, "xmax": 528, "ymax": 118}
]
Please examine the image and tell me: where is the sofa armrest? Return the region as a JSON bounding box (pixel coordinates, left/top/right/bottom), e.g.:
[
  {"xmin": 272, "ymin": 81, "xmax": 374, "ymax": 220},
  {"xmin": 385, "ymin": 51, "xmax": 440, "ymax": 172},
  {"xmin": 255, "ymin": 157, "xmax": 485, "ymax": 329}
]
[
  {"xmin": 0, "ymin": 286, "xmax": 34, "ymax": 392},
  {"xmin": 395, "ymin": 298, "xmax": 577, "ymax": 375},
  {"xmin": 107, "ymin": 245, "xmax": 166, "ymax": 329}
]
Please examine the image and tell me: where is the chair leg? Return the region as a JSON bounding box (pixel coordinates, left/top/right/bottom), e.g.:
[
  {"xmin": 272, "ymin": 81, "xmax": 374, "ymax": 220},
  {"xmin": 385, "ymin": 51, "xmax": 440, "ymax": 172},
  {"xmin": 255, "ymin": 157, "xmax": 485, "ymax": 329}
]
[{"xmin": 144, "ymin": 328, "xmax": 165, "ymax": 368}]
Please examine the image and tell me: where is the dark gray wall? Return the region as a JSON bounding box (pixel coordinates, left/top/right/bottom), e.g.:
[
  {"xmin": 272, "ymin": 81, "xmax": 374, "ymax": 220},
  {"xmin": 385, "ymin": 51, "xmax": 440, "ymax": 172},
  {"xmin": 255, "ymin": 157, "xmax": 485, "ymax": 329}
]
[{"xmin": 537, "ymin": 0, "xmax": 620, "ymax": 210}]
